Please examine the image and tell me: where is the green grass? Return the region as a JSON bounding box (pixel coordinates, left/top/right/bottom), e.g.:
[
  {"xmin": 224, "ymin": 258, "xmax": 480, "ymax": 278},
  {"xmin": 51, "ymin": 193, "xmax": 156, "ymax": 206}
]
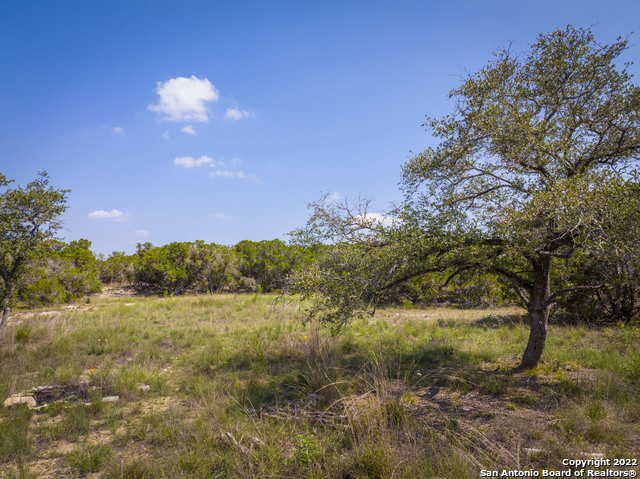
[
  {"xmin": 67, "ymin": 443, "xmax": 113, "ymax": 473},
  {"xmin": 0, "ymin": 406, "xmax": 32, "ymax": 463},
  {"xmin": 0, "ymin": 294, "xmax": 638, "ymax": 477}
]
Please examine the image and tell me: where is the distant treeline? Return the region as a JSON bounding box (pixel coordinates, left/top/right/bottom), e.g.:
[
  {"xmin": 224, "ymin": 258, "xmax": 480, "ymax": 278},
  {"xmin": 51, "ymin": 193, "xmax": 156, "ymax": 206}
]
[
  {"xmin": 18, "ymin": 238, "xmax": 637, "ymax": 325},
  {"xmin": 20, "ymin": 239, "xmax": 311, "ymax": 304},
  {"xmin": 18, "ymin": 238, "xmax": 514, "ymax": 307}
]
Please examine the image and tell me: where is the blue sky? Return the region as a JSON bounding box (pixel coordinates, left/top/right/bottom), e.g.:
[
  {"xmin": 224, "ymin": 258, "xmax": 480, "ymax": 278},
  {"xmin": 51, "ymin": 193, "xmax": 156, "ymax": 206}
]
[{"xmin": 1, "ymin": 1, "xmax": 638, "ymax": 255}]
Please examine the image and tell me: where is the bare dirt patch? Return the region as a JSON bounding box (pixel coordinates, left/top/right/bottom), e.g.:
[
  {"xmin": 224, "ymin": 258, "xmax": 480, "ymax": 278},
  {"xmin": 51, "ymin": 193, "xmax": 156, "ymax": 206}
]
[{"xmin": 97, "ymin": 285, "xmax": 158, "ymax": 298}]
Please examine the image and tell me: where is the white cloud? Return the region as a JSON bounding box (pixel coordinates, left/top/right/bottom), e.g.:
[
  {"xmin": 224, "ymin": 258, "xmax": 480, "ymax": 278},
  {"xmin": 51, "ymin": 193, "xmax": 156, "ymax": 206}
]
[
  {"xmin": 208, "ymin": 169, "xmax": 261, "ymax": 182},
  {"xmin": 111, "ymin": 126, "xmax": 125, "ymax": 134},
  {"xmin": 224, "ymin": 107, "xmax": 254, "ymax": 122},
  {"xmin": 148, "ymin": 76, "xmax": 219, "ymax": 122},
  {"xmin": 182, "ymin": 125, "xmax": 196, "ymax": 135},
  {"xmin": 230, "ymin": 157, "xmax": 242, "ymax": 166},
  {"xmin": 174, "ymin": 155, "xmax": 220, "ymax": 168},
  {"xmin": 356, "ymin": 213, "xmax": 398, "ymax": 228},
  {"xmin": 328, "ymin": 192, "xmax": 343, "ymax": 203},
  {"xmin": 209, "ymin": 169, "xmax": 247, "ymax": 179},
  {"xmin": 134, "ymin": 229, "xmax": 150, "ymax": 238},
  {"xmin": 163, "ymin": 130, "xmax": 170, "ymax": 140},
  {"xmin": 213, "ymin": 213, "xmax": 230, "ymax": 220},
  {"xmin": 88, "ymin": 209, "xmax": 129, "ymax": 222}
]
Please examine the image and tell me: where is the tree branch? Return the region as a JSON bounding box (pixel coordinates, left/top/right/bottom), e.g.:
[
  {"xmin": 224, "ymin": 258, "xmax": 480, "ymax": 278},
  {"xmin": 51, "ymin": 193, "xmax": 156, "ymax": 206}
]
[{"xmin": 545, "ymin": 284, "xmax": 604, "ymax": 306}]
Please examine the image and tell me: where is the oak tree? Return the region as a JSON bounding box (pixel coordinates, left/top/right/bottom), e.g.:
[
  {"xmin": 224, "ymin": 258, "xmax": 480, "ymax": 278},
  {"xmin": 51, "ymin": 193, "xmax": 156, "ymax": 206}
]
[
  {"xmin": 294, "ymin": 26, "xmax": 640, "ymax": 369},
  {"xmin": 0, "ymin": 172, "xmax": 69, "ymax": 336},
  {"xmin": 406, "ymin": 26, "xmax": 640, "ymax": 368}
]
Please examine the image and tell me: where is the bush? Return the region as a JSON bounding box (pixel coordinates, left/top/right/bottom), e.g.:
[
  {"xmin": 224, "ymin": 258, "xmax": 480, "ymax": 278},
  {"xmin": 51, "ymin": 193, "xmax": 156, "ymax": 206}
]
[
  {"xmin": 134, "ymin": 241, "xmax": 241, "ymax": 294},
  {"xmin": 20, "ymin": 277, "xmax": 67, "ymax": 306},
  {"xmin": 18, "ymin": 239, "xmax": 102, "ymax": 307},
  {"xmin": 134, "ymin": 242, "xmax": 197, "ymax": 294},
  {"xmin": 235, "ymin": 239, "xmax": 311, "ymax": 292},
  {"xmin": 98, "ymin": 251, "xmax": 136, "ymax": 284}
]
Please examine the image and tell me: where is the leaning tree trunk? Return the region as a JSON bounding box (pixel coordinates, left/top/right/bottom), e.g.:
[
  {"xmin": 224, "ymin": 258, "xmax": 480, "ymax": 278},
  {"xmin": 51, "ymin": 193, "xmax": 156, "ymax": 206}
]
[{"xmin": 519, "ymin": 256, "xmax": 552, "ymax": 369}]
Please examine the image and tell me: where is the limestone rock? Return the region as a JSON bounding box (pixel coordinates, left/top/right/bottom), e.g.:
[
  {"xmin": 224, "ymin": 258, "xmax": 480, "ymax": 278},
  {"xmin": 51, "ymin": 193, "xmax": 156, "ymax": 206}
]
[{"xmin": 3, "ymin": 394, "xmax": 36, "ymax": 409}]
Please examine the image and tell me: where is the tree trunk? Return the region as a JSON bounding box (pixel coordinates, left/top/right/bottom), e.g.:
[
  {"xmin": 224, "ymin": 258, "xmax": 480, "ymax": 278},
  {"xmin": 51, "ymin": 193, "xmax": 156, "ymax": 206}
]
[
  {"xmin": 0, "ymin": 307, "xmax": 9, "ymax": 339},
  {"xmin": 0, "ymin": 272, "xmax": 18, "ymax": 340},
  {"xmin": 519, "ymin": 256, "xmax": 552, "ymax": 369}
]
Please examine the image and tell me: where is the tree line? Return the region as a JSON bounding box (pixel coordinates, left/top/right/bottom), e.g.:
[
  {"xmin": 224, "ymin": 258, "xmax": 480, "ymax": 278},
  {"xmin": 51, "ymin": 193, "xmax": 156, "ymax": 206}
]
[
  {"xmin": 16, "ymin": 238, "xmax": 310, "ymax": 304},
  {"xmin": 14, "ymin": 236, "xmax": 521, "ymax": 307}
]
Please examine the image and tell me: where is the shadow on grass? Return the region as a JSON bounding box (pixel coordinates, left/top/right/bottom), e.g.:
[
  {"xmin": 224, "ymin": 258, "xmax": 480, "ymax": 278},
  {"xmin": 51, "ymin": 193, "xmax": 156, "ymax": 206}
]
[
  {"xmin": 467, "ymin": 313, "xmax": 528, "ymax": 329},
  {"xmin": 198, "ymin": 338, "xmax": 484, "ymax": 409},
  {"xmin": 468, "ymin": 311, "xmax": 612, "ymax": 329},
  {"xmin": 187, "ymin": 310, "xmax": 609, "ymax": 411}
]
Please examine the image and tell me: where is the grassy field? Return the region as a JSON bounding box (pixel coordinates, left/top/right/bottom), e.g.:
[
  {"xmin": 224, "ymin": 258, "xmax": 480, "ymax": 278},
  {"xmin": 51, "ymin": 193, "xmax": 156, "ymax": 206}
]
[{"xmin": 0, "ymin": 293, "xmax": 638, "ymax": 478}]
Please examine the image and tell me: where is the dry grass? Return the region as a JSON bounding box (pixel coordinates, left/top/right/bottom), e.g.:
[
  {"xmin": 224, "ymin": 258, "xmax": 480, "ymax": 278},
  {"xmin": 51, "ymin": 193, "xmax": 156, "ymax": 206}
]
[{"xmin": 0, "ymin": 294, "xmax": 638, "ymax": 477}]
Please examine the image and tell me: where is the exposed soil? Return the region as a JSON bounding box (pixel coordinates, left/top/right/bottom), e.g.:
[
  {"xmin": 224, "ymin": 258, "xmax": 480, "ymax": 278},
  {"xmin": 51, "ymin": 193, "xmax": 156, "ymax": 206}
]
[{"xmin": 97, "ymin": 285, "xmax": 142, "ymax": 298}]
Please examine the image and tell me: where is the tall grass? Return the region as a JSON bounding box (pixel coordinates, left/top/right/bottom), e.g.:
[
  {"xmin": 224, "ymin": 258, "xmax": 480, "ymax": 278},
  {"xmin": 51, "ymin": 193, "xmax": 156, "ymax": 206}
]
[{"xmin": 0, "ymin": 295, "xmax": 637, "ymax": 477}]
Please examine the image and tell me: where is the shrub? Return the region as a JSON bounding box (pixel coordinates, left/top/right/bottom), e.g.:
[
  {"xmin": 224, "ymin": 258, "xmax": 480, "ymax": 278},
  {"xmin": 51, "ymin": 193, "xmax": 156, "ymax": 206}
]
[
  {"xmin": 133, "ymin": 241, "xmax": 241, "ymax": 294},
  {"xmin": 98, "ymin": 251, "xmax": 136, "ymax": 284},
  {"xmin": 18, "ymin": 239, "xmax": 102, "ymax": 306}
]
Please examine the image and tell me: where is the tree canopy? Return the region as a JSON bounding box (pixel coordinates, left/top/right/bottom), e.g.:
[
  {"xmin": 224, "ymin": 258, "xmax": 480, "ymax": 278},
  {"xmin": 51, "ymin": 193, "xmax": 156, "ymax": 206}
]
[
  {"xmin": 293, "ymin": 26, "xmax": 640, "ymax": 369},
  {"xmin": 0, "ymin": 171, "xmax": 69, "ymax": 335}
]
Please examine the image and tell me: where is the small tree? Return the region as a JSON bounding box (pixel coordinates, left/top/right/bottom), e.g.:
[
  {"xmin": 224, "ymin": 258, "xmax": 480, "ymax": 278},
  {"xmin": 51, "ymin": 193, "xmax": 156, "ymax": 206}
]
[{"xmin": 0, "ymin": 172, "xmax": 69, "ymax": 335}]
